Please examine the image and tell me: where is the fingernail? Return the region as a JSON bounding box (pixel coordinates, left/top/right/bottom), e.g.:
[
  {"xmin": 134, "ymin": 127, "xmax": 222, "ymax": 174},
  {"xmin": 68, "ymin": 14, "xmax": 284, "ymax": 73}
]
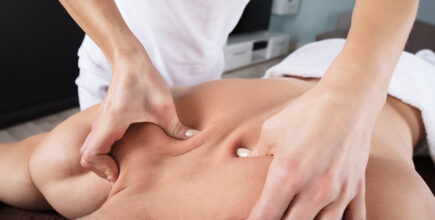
[
  {"xmin": 185, "ymin": 129, "xmax": 200, "ymax": 137},
  {"xmin": 106, "ymin": 176, "xmax": 113, "ymax": 184},
  {"xmin": 104, "ymin": 169, "xmax": 113, "ymax": 182},
  {"xmin": 236, "ymin": 148, "xmax": 252, "ymax": 158}
]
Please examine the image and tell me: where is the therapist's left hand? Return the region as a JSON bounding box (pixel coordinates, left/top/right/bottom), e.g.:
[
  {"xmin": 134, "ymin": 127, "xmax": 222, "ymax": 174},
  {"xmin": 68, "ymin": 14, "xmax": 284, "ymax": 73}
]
[{"xmin": 248, "ymin": 84, "xmax": 377, "ymax": 220}]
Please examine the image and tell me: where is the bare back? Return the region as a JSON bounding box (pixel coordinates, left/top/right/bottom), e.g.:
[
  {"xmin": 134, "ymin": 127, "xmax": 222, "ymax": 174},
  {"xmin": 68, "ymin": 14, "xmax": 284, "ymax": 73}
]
[{"xmin": 26, "ymin": 78, "xmax": 428, "ymax": 219}]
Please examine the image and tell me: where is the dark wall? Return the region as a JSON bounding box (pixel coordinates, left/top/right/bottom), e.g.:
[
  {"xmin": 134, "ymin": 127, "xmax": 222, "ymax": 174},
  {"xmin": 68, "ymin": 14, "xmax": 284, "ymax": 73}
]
[
  {"xmin": 230, "ymin": 0, "xmax": 273, "ymax": 35},
  {"xmin": 0, "ymin": 0, "xmax": 84, "ymax": 127}
]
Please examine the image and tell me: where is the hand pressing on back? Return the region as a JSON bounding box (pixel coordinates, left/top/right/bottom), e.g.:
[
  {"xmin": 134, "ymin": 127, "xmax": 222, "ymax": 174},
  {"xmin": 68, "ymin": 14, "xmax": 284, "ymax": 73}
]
[
  {"xmin": 248, "ymin": 85, "xmax": 372, "ymax": 220},
  {"xmin": 80, "ymin": 50, "xmax": 199, "ymax": 184}
]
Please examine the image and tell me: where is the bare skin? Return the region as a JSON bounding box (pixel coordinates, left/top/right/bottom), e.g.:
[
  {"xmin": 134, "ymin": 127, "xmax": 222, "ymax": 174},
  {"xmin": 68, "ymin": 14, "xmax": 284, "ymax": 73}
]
[
  {"xmin": 57, "ymin": 0, "xmax": 420, "ymax": 217},
  {"xmin": 0, "ymin": 78, "xmax": 433, "ymax": 219},
  {"xmin": 59, "ymin": 0, "xmax": 199, "ymax": 184}
]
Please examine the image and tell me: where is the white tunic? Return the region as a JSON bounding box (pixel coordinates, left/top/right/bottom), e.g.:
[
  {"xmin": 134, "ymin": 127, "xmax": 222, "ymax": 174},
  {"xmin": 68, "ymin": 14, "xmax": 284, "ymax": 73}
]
[{"xmin": 76, "ymin": 0, "xmax": 250, "ymax": 109}]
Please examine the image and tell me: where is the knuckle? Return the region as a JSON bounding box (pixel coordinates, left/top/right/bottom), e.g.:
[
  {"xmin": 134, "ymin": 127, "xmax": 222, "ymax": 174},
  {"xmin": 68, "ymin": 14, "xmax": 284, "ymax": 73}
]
[
  {"xmin": 153, "ymin": 98, "xmax": 174, "ymax": 117},
  {"xmin": 80, "ymin": 154, "xmax": 93, "ymax": 168},
  {"xmin": 271, "ymin": 160, "xmax": 295, "ymax": 185},
  {"xmin": 143, "ymin": 112, "xmax": 157, "ymax": 123},
  {"xmin": 277, "ymin": 157, "xmax": 301, "ymax": 174},
  {"xmin": 272, "ymin": 166, "xmax": 290, "ymax": 182},
  {"xmin": 315, "ymin": 178, "xmax": 339, "ymax": 203},
  {"xmin": 80, "ymin": 160, "xmax": 89, "ymax": 169},
  {"xmin": 314, "ymin": 187, "xmax": 334, "ymax": 203},
  {"xmin": 157, "ymin": 96, "xmax": 173, "ymax": 110}
]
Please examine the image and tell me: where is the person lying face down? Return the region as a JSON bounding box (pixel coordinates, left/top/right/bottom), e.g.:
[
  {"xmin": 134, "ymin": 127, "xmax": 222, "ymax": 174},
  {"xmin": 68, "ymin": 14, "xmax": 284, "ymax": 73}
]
[{"xmin": 0, "ymin": 77, "xmax": 434, "ymax": 219}]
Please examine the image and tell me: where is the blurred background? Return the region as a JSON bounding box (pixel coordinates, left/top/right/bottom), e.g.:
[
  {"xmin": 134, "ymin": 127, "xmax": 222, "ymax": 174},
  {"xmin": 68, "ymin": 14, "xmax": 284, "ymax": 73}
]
[{"xmin": 0, "ymin": 0, "xmax": 434, "ymax": 129}]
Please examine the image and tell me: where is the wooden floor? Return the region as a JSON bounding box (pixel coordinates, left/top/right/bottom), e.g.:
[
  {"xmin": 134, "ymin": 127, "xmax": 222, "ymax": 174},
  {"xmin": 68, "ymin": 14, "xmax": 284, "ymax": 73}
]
[{"xmin": 0, "ymin": 58, "xmax": 282, "ymax": 142}]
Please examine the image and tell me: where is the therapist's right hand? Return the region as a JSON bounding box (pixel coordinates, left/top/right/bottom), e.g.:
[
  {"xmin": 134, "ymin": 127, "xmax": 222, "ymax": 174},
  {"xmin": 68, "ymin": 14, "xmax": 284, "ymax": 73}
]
[{"xmin": 79, "ymin": 49, "xmax": 199, "ymax": 184}]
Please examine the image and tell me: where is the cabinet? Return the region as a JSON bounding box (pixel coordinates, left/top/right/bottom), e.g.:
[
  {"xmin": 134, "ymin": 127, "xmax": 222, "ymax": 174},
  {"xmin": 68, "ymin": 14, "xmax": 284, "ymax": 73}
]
[{"xmin": 224, "ymin": 31, "xmax": 290, "ymax": 72}]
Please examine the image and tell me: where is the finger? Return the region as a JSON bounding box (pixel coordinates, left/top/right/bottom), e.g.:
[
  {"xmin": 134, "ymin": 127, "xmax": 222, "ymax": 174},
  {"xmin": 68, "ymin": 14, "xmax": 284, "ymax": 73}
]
[
  {"xmin": 249, "ymin": 121, "xmax": 277, "ymax": 157},
  {"xmin": 248, "ymin": 135, "xmax": 271, "ymax": 157},
  {"xmin": 344, "ymin": 180, "xmax": 367, "ymax": 220},
  {"xmin": 80, "ymin": 131, "xmax": 90, "ymax": 155},
  {"xmin": 80, "ymin": 119, "xmax": 128, "ymax": 182},
  {"xmin": 248, "ymin": 142, "xmax": 271, "ymax": 157},
  {"xmin": 80, "ymin": 105, "xmax": 106, "ymax": 154},
  {"xmin": 82, "ymin": 116, "xmax": 129, "ymax": 155},
  {"xmin": 282, "ymin": 195, "xmax": 319, "ymax": 220},
  {"xmin": 316, "ymin": 190, "xmax": 351, "ymax": 220},
  {"xmin": 284, "ymin": 186, "xmax": 337, "ymax": 220},
  {"xmin": 283, "ymin": 198, "xmax": 323, "ymax": 220},
  {"xmin": 159, "ymin": 105, "xmax": 199, "ymax": 140},
  {"xmin": 81, "ymin": 153, "xmax": 119, "ymax": 184},
  {"xmin": 248, "ymin": 159, "xmax": 298, "ymax": 220}
]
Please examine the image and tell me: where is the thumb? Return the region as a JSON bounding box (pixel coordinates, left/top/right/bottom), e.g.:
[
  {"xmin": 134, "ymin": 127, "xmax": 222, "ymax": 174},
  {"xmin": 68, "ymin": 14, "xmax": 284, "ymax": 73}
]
[
  {"xmin": 249, "ymin": 121, "xmax": 275, "ymax": 157},
  {"xmin": 80, "ymin": 119, "xmax": 128, "ymax": 183},
  {"xmin": 249, "ymin": 138, "xmax": 271, "ymax": 157},
  {"xmin": 81, "ymin": 153, "xmax": 119, "ymax": 184},
  {"xmin": 159, "ymin": 108, "xmax": 199, "ymax": 140},
  {"xmin": 248, "ymin": 140, "xmax": 269, "ymax": 157}
]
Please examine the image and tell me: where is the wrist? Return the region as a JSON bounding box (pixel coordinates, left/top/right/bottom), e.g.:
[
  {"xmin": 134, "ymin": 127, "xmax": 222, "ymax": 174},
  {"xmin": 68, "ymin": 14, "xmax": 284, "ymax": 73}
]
[
  {"xmin": 310, "ymin": 82, "xmax": 386, "ymax": 120},
  {"xmin": 111, "ymin": 45, "xmax": 153, "ymax": 74},
  {"xmin": 111, "ymin": 42, "xmax": 148, "ymax": 63},
  {"xmin": 109, "ymin": 49, "xmax": 156, "ymax": 87},
  {"xmin": 338, "ymin": 41, "xmax": 398, "ymax": 92},
  {"xmin": 317, "ymin": 47, "xmax": 391, "ymax": 106},
  {"xmin": 105, "ymin": 31, "xmax": 149, "ymax": 66}
]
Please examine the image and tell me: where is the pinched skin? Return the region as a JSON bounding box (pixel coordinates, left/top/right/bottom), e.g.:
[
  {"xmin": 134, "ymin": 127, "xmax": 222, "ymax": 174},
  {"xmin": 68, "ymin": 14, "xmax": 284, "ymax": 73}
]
[{"xmin": 22, "ymin": 78, "xmax": 433, "ymax": 219}]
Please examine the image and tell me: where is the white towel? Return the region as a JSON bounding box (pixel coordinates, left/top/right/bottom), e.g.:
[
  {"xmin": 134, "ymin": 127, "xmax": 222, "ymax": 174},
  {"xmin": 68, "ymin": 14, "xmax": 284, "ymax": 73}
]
[
  {"xmin": 264, "ymin": 39, "xmax": 435, "ymax": 163},
  {"xmin": 416, "ymin": 49, "xmax": 435, "ymax": 66}
]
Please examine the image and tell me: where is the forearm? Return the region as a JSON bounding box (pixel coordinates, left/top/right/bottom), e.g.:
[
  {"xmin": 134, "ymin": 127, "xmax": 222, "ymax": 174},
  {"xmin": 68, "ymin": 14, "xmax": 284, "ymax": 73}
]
[
  {"xmin": 317, "ymin": 0, "xmax": 418, "ymax": 111},
  {"xmin": 59, "ymin": 0, "xmax": 147, "ymax": 64}
]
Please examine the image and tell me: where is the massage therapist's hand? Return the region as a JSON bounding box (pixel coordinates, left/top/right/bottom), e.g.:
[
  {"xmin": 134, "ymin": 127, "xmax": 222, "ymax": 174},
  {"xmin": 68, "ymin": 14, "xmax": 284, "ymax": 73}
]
[
  {"xmin": 80, "ymin": 50, "xmax": 199, "ymax": 184},
  {"xmin": 248, "ymin": 81, "xmax": 380, "ymax": 219},
  {"xmin": 245, "ymin": 0, "xmax": 420, "ymax": 211}
]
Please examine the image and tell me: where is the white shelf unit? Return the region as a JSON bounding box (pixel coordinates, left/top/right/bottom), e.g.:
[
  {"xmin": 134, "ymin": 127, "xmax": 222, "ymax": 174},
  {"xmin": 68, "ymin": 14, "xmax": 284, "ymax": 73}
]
[{"xmin": 223, "ymin": 31, "xmax": 290, "ymax": 72}]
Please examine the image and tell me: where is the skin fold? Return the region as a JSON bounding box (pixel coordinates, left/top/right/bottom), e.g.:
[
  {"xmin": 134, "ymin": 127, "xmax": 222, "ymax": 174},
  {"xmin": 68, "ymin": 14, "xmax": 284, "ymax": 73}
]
[
  {"xmin": 0, "ymin": 78, "xmax": 433, "ymax": 219},
  {"xmin": 58, "ymin": 0, "xmax": 420, "ymax": 217}
]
